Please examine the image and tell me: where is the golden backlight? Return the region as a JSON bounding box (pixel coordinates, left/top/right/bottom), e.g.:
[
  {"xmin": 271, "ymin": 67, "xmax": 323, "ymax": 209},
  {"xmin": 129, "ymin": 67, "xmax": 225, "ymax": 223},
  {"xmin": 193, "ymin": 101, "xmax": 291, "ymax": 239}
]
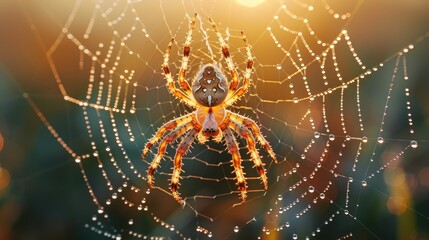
[{"xmin": 235, "ymin": 0, "xmax": 266, "ymax": 8}]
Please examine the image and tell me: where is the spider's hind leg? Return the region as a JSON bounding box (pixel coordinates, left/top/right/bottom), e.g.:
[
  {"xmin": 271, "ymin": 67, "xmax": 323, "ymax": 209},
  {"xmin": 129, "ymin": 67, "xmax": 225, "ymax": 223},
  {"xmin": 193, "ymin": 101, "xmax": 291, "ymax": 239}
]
[
  {"xmin": 230, "ymin": 113, "xmax": 278, "ymax": 164},
  {"xmin": 229, "ymin": 120, "xmax": 268, "ymax": 190},
  {"xmin": 147, "ymin": 122, "xmax": 193, "ymax": 187},
  {"xmin": 223, "ymin": 128, "xmax": 247, "ymax": 202},
  {"xmin": 170, "ymin": 128, "xmax": 199, "ymax": 204},
  {"xmin": 142, "ymin": 113, "xmax": 193, "ymax": 159}
]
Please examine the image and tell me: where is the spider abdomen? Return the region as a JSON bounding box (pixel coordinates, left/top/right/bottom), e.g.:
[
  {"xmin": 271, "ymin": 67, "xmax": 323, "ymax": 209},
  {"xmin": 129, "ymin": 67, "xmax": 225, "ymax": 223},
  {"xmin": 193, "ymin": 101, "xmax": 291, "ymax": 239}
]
[{"xmin": 192, "ymin": 64, "xmax": 228, "ymax": 107}]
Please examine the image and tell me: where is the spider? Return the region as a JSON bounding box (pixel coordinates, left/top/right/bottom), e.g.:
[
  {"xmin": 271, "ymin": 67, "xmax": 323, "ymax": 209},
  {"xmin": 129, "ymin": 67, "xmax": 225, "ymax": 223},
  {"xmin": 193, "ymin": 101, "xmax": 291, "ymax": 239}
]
[{"xmin": 142, "ymin": 14, "xmax": 278, "ymax": 204}]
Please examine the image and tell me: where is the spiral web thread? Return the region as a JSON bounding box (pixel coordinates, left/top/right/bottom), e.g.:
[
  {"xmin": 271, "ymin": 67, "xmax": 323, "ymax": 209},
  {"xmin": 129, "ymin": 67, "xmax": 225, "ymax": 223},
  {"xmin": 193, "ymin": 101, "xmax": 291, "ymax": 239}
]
[{"xmin": 24, "ymin": 0, "xmax": 429, "ymax": 239}]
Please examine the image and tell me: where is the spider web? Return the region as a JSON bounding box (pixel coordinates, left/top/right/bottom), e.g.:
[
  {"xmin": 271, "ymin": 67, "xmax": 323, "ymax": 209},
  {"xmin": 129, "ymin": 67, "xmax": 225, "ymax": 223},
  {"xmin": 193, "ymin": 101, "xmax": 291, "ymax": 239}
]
[{"xmin": 15, "ymin": 0, "xmax": 429, "ymax": 239}]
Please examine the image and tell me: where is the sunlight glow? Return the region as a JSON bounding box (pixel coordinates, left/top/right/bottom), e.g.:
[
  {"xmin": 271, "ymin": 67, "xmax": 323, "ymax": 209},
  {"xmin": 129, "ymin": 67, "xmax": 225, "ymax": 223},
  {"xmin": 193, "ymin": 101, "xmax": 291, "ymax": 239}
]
[{"xmin": 235, "ymin": 0, "xmax": 266, "ymax": 8}]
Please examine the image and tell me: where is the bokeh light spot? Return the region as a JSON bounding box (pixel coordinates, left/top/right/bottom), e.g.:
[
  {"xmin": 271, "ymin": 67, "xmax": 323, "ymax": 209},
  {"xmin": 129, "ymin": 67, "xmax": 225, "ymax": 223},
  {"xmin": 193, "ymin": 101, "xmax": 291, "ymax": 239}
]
[{"xmin": 0, "ymin": 168, "xmax": 10, "ymax": 191}]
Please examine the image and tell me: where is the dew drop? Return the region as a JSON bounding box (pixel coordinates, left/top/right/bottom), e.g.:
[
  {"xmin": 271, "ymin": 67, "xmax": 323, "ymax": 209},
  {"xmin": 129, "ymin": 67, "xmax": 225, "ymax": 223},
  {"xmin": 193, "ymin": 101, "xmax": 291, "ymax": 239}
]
[
  {"xmin": 362, "ymin": 136, "xmax": 368, "ymax": 143},
  {"xmin": 308, "ymin": 186, "xmax": 315, "ymax": 193},
  {"xmin": 276, "ymin": 64, "xmax": 282, "ymax": 70},
  {"xmin": 377, "ymin": 137, "xmax": 384, "ymax": 144},
  {"xmin": 320, "ymin": 193, "xmax": 325, "ymax": 199},
  {"xmin": 301, "ymin": 154, "xmax": 306, "ymax": 159},
  {"xmin": 410, "ymin": 140, "xmax": 418, "ymax": 148},
  {"xmin": 278, "ymin": 195, "xmax": 283, "ymax": 201},
  {"xmin": 361, "ymin": 180, "xmax": 367, "ymax": 187},
  {"xmin": 314, "ymin": 132, "xmax": 320, "ymax": 139},
  {"xmin": 128, "ymin": 219, "xmax": 134, "ymax": 225},
  {"xmin": 344, "ymin": 210, "xmax": 349, "ymax": 215},
  {"xmin": 345, "ymin": 135, "xmax": 351, "ymax": 141},
  {"xmin": 293, "ymin": 97, "xmax": 299, "ymax": 103},
  {"xmin": 75, "ymin": 157, "xmax": 81, "ymax": 163},
  {"xmin": 293, "ymin": 233, "xmax": 298, "ymax": 239},
  {"xmin": 234, "ymin": 226, "xmax": 239, "ymax": 233},
  {"xmin": 329, "ymin": 134, "xmax": 335, "ymax": 141}
]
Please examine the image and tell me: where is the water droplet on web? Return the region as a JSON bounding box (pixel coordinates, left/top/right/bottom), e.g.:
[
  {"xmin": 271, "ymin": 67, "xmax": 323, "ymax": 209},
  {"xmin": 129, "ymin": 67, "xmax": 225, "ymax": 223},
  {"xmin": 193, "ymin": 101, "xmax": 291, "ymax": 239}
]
[
  {"xmin": 293, "ymin": 97, "xmax": 299, "ymax": 103},
  {"xmin": 301, "ymin": 154, "xmax": 306, "ymax": 159},
  {"xmin": 314, "ymin": 132, "xmax": 320, "ymax": 138},
  {"xmin": 128, "ymin": 219, "xmax": 134, "ymax": 225},
  {"xmin": 410, "ymin": 140, "xmax": 418, "ymax": 148},
  {"xmin": 362, "ymin": 136, "xmax": 368, "ymax": 143},
  {"xmin": 361, "ymin": 181, "xmax": 367, "ymax": 187},
  {"xmin": 293, "ymin": 233, "xmax": 298, "ymax": 239},
  {"xmin": 308, "ymin": 186, "xmax": 315, "ymax": 193},
  {"xmin": 276, "ymin": 64, "xmax": 282, "ymax": 70},
  {"xmin": 320, "ymin": 193, "xmax": 325, "ymax": 199},
  {"xmin": 345, "ymin": 135, "xmax": 351, "ymax": 141},
  {"xmin": 278, "ymin": 195, "xmax": 283, "ymax": 201},
  {"xmin": 329, "ymin": 134, "xmax": 335, "ymax": 141},
  {"xmin": 234, "ymin": 226, "xmax": 239, "ymax": 233},
  {"xmin": 377, "ymin": 137, "xmax": 384, "ymax": 144},
  {"xmin": 344, "ymin": 210, "xmax": 349, "ymax": 215}
]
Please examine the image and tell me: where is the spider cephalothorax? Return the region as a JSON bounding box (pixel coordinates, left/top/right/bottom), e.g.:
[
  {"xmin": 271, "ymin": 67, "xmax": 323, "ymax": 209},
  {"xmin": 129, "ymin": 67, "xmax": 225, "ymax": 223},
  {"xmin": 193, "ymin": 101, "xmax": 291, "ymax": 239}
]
[{"xmin": 142, "ymin": 13, "xmax": 278, "ymax": 204}]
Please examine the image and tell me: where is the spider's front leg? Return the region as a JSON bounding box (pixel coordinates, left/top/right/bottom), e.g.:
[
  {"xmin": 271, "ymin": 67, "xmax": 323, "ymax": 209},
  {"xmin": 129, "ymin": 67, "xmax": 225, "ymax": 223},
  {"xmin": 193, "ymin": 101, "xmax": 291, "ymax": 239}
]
[
  {"xmin": 224, "ymin": 31, "xmax": 254, "ymax": 106},
  {"xmin": 209, "ymin": 18, "xmax": 239, "ymax": 91},
  {"xmin": 162, "ymin": 39, "xmax": 197, "ymax": 108},
  {"xmin": 170, "ymin": 128, "xmax": 199, "ymax": 204},
  {"xmin": 177, "ymin": 13, "xmax": 197, "ymax": 93},
  {"xmin": 223, "ymin": 128, "xmax": 247, "ymax": 202}
]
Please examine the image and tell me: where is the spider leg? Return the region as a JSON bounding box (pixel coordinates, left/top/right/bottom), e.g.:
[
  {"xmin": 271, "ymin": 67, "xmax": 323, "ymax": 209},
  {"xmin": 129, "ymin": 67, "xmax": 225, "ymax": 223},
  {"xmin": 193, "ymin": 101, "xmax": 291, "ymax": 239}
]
[
  {"xmin": 224, "ymin": 31, "xmax": 254, "ymax": 106},
  {"xmin": 209, "ymin": 18, "xmax": 239, "ymax": 91},
  {"xmin": 162, "ymin": 39, "xmax": 197, "ymax": 108},
  {"xmin": 171, "ymin": 128, "xmax": 199, "ymax": 204},
  {"xmin": 177, "ymin": 13, "xmax": 197, "ymax": 93},
  {"xmin": 142, "ymin": 113, "xmax": 194, "ymax": 159},
  {"xmin": 223, "ymin": 128, "xmax": 247, "ymax": 202},
  {"xmin": 230, "ymin": 112, "xmax": 278, "ymax": 163},
  {"xmin": 147, "ymin": 121, "xmax": 194, "ymax": 187},
  {"xmin": 228, "ymin": 120, "xmax": 268, "ymax": 190}
]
